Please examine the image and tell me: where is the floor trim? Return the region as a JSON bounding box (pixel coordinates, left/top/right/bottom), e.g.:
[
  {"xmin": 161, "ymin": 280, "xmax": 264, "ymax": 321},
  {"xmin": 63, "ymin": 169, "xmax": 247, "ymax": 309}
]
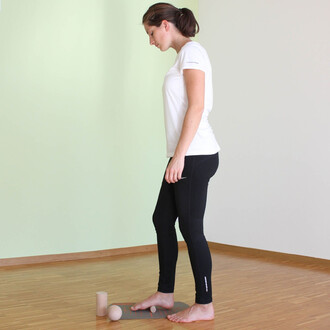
[
  {"xmin": 0, "ymin": 242, "xmax": 187, "ymax": 267},
  {"xmin": 208, "ymin": 242, "xmax": 330, "ymax": 268},
  {"xmin": 1, "ymin": 241, "xmax": 329, "ymax": 268}
]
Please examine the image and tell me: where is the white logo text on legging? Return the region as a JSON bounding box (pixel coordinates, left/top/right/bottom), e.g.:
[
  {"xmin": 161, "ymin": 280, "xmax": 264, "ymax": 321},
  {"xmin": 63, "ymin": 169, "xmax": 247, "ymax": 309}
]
[{"xmin": 204, "ymin": 276, "xmax": 208, "ymax": 292}]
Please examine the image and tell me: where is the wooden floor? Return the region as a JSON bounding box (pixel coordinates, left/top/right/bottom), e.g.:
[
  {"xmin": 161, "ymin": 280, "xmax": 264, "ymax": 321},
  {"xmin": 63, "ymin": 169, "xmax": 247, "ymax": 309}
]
[{"xmin": 0, "ymin": 247, "xmax": 329, "ymax": 329}]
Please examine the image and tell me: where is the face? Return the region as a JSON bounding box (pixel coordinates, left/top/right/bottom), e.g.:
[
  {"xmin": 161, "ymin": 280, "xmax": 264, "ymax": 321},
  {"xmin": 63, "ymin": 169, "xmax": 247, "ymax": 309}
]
[{"xmin": 144, "ymin": 21, "xmax": 171, "ymax": 51}]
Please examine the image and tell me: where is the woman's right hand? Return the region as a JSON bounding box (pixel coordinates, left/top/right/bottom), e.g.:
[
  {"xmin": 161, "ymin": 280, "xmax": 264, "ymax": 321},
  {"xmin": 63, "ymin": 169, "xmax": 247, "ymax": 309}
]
[{"xmin": 165, "ymin": 155, "xmax": 185, "ymax": 184}]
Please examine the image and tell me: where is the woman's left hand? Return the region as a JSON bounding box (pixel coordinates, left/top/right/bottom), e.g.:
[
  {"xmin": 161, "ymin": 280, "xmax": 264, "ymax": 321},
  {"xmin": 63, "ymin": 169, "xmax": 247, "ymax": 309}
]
[{"xmin": 165, "ymin": 155, "xmax": 185, "ymax": 184}]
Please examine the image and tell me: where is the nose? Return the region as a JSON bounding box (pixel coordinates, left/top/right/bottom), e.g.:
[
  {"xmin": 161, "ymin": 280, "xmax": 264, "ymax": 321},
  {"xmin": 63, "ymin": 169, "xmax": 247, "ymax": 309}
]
[{"xmin": 149, "ymin": 36, "xmax": 155, "ymax": 46}]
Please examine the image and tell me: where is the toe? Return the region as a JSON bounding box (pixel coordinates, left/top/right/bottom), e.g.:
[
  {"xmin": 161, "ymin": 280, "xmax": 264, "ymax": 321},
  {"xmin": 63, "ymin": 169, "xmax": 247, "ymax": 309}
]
[
  {"xmin": 168, "ymin": 313, "xmax": 179, "ymax": 322},
  {"xmin": 131, "ymin": 303, "xmax": 143, "ymax": 311}
]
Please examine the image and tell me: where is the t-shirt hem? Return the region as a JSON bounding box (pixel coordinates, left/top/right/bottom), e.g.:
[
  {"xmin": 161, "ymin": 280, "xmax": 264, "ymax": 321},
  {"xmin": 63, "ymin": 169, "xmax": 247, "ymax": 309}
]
[{"xmin": 166, "ymin": 147, "xmax": 220, "ymax": 158}]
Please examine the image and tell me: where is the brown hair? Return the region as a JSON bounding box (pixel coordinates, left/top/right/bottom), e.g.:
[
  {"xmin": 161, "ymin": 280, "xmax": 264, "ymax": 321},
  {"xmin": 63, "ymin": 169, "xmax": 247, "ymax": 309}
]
[{"xmin": 142, "ymin": 2, "xmax": 199, "ymax": 38}]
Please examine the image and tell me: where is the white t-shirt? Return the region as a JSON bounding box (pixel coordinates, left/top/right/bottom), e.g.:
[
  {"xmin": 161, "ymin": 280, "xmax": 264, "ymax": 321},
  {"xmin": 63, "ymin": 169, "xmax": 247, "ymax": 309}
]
[{"xmin": 162, "ymin": 41, "xmax": 220, "ymax": 157}]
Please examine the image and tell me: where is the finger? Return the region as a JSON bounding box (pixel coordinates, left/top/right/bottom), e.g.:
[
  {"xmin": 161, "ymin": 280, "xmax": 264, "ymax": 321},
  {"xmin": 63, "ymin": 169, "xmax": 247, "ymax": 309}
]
[
  {"xmin": 165, "ymin": 173, "xmax": 170, "ymax": 184},
  {"xmin": 173, "ymin": 170, "xmax": 179, "ymax": 183},
  {"xmin": 165, "ymin": 168, "xmax": 171, "ymax": 184},
  {"xmin": 167, "ymin": 167, "xmax": 174, "ymax": 183},
  {"xmin": 171, "ymin": 170, "xmax": 178, "ymax": 183},
  {"xmin": 169, "ymin": 172, "xmax": 174, "ymax": 183}
]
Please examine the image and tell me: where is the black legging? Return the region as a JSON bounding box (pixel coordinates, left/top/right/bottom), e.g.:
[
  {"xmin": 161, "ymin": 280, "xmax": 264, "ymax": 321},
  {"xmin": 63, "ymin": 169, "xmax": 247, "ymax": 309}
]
[{"xmin": 152, "ymin": 153, "xmax": 219, "ymax": 304}]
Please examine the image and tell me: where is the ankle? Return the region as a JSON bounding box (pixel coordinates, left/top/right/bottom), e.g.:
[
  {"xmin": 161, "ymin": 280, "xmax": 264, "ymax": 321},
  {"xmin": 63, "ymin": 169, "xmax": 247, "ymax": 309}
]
[
  {"xmin": 195, "ymin": 302, "xmax": 213, "ymax": 309},
  {"xmin": 157, "ymin": 291, "xmax": 173, "ymax": 296}
]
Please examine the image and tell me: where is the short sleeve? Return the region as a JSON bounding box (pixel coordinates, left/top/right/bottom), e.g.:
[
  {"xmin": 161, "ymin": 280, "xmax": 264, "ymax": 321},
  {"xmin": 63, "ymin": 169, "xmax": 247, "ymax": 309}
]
[{"xmin": 179, "ymin": 44, "xmax": 206, "ymax": 74}]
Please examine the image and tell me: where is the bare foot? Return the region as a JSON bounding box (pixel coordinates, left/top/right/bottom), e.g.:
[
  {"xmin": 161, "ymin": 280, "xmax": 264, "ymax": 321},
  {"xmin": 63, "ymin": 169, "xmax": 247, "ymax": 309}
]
[
  {"xmin": 131, "ymin": 292, "xmax": 174, "ymax": 311},
  {"xmin": 167, "ymin": 302, "xmax": 214, "ymax": 323}
]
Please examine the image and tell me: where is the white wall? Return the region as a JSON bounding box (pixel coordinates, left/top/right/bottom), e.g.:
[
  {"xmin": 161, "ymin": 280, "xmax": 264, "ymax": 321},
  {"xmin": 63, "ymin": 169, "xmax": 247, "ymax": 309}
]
[{"xmin": 200, "ymin": 0, "xmax": 330, "ymax": 259}]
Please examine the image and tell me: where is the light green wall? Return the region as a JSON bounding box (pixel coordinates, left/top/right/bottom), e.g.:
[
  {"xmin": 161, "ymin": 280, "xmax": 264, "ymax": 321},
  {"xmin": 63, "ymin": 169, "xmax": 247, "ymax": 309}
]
[{"xmin": 0, "ymin": 0, "xmax": 198, "ymax": 258}]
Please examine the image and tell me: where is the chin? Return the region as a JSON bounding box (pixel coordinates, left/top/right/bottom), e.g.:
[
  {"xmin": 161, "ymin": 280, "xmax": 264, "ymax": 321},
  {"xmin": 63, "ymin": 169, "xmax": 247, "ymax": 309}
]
[{"xmin": 161, "ymin": 45, "xmax": 170, "ymax": 52}]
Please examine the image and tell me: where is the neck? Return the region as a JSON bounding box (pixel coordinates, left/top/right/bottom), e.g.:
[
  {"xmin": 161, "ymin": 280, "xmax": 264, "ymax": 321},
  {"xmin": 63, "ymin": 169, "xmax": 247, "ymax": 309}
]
[{"xmin": 172, "ymin": 36, "xmax": 192, "ymax": 53}]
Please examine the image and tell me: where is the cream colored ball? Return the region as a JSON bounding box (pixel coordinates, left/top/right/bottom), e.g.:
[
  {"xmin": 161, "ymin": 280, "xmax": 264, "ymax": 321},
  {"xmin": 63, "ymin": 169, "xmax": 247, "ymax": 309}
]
[
  {"xmin": 108, "ymin": 305, "xmax": 122, "ymax": 321},
  {"xmin": 150, "ymin": 305, "xmax": 157, "ymax": 313}
]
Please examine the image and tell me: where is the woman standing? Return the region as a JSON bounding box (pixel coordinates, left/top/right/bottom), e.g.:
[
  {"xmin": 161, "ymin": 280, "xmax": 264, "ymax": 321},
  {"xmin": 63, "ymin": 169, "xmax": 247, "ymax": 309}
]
[{"xmin": 131, "ymin": 3, "xmax": 220, "ymax": 323}]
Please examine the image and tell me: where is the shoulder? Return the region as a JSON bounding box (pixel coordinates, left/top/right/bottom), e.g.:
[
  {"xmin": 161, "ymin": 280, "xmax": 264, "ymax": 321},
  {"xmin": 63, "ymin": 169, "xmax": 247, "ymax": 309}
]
[
  {"xmin": 181, "ymin": 41, "xmax": 206, "ymax": 55},
  {"xmin": 178, "ymin": 42, "xmax": 209, "ymax": 63},
  {"xmin": 178, "ymin": 42, "xmax": 210, "ymax": 72}
]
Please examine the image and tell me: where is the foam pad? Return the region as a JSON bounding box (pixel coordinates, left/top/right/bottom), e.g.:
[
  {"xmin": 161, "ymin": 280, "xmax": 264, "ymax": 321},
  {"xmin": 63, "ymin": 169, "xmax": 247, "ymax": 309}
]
[{"xmin": 111, "ymin": 302, "xmax": 189, "ymax": 319}]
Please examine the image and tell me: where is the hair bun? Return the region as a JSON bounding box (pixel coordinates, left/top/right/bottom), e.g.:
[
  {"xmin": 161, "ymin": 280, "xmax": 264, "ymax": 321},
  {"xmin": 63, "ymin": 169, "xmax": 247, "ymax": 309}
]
[{"xmin": 143, "ymin": 3, "xmax": 199, "ymax": 38}]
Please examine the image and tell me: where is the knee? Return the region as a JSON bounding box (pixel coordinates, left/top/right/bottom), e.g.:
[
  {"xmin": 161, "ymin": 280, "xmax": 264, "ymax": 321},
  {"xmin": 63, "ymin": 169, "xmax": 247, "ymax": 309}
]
[
  {"xmin": 152, "ymin": 211, "xmax": 168, "ymax": 231},
  {"xmin": 152, "ymin": 211, "xmax": 161, "ymax": 229},
  {"xmin": 179, "ymin": 219, "xmax": 205, "ymax": 244},
  {"xmin": 153, "ymin": 211, "xmax": 177, "ymax": 233}
]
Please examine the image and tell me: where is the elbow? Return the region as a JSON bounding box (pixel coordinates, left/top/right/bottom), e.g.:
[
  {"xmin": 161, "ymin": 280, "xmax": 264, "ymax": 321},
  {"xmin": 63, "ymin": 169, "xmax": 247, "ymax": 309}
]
[
  {"xmin": 189, "ymin": 104, "xmax": 204, "ymax": 115},
  {"xmin": 196, "ymin": 106, "xmax": 205, "ymax": 117}
]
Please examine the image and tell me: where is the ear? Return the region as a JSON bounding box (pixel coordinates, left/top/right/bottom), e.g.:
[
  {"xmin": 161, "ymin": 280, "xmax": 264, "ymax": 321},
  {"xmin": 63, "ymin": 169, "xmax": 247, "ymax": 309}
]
[{"xmin": 162, "ymin": 20, "xmax": 170, "ymax": 32}]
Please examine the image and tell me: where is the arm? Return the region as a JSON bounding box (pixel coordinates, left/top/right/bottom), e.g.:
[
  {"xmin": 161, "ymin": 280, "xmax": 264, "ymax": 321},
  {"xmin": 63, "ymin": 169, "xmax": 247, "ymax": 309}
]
[{"xmin": 165, "ymin": 69, "xmax": 205, "ymax": 184}]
